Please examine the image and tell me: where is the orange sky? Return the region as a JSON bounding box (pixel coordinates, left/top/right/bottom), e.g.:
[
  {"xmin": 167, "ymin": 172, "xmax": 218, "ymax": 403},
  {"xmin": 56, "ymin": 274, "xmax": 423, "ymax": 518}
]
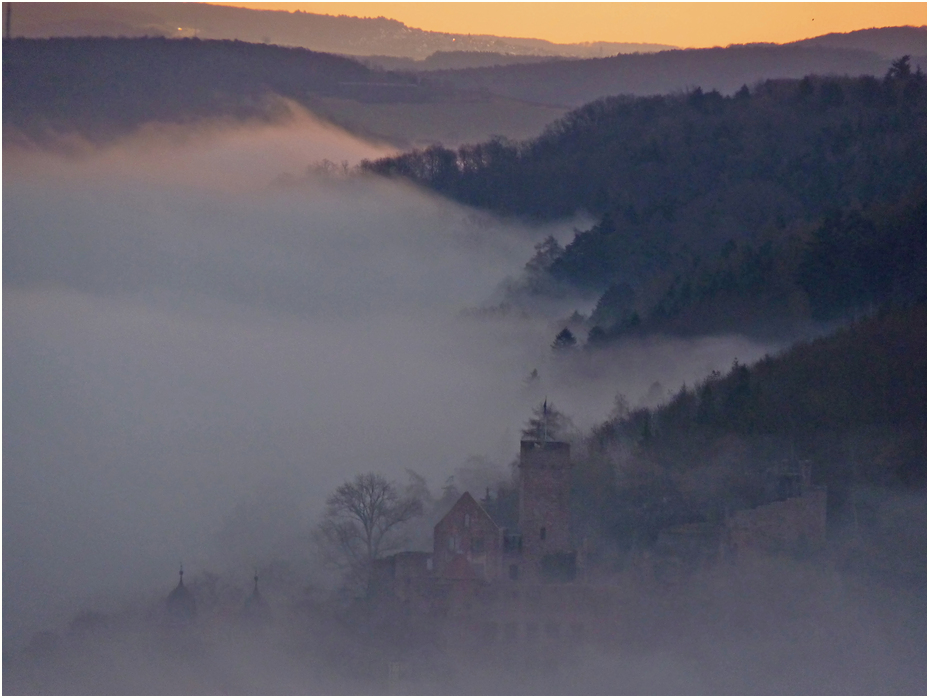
[{"xmin": 211, "ymin": 3, "xmax": 927, "ymax": 48}]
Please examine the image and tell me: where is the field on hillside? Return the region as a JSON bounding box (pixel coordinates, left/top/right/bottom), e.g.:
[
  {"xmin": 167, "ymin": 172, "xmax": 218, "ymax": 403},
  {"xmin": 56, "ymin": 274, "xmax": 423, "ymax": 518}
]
[{"xmin": 313, "ymin": 95, "xmax": 568, "ymax": 149}]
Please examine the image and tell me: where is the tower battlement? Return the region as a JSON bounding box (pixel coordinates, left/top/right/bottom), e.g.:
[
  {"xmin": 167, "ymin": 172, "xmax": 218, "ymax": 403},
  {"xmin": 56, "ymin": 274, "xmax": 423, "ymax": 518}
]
[{"xmin": 519, "ymin": 439, "xmax": 571, "ymax": 467}]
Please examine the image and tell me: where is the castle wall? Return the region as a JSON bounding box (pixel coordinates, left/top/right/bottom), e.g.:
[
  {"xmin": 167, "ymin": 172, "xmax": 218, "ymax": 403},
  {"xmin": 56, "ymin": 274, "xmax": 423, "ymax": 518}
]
[
  {"xmin": 727, "ymin": 487, "xmax": 828, "ymax": 553},
  {"xmin": 433, "ymin": 493, "xmax": 504, "ymax": 582},
  {"xmin": 437, "ymin": 581, "xmax": 626, "ymax": 652}
]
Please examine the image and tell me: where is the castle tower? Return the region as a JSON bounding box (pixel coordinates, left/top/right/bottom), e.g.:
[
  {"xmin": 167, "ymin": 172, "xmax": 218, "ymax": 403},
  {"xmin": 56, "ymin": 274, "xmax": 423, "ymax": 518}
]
[{"xmin": 518, "ymin": 438, "xmax": 575, "ymax": 582}]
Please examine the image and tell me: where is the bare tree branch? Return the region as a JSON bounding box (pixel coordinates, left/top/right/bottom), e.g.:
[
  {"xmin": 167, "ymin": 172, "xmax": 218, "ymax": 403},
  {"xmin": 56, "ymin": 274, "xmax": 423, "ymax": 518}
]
[{"xmin": 317, "ymin": 473, "xmax": 423, "ymax": 578}]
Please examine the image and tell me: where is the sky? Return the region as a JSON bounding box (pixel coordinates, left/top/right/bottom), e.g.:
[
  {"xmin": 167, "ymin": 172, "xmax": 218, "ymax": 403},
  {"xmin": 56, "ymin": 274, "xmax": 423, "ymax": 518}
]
[{"xmin": 212, "ymin": 2, "xmax": 927, "ymax": 48}]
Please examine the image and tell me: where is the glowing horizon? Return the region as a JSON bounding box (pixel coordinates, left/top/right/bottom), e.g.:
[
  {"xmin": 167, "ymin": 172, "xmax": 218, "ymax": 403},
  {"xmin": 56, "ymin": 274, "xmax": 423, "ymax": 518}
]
[{"xmin": 209, "ymin": 2, "xmax": 926, "ymax": 49}]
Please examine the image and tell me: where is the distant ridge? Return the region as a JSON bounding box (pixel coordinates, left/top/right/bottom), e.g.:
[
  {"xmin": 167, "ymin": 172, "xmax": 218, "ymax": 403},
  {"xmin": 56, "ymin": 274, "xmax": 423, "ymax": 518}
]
[
  {"xmin": 788, "ymin": 25, "xmax": 927, "ymax": 59},
  {"xmin": 423, "ymin": 32, "xmax": 925, "ymax": 107},
  {"xmin": 4, "ymin": 2, "xmax": 676, "ymax": 58}
]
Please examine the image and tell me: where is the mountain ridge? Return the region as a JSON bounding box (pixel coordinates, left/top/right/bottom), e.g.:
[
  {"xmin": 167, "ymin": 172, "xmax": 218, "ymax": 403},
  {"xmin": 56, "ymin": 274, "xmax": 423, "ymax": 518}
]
[{"xmin": 6, "ymin": 2, "xmax": 677, "ymax": 59}]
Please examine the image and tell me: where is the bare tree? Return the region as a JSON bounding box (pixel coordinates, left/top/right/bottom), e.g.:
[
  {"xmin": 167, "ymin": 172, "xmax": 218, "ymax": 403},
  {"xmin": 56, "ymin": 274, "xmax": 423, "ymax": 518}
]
[{"xmin": 317, "ymin": 473, "xmax": 423, "ymax": 572}]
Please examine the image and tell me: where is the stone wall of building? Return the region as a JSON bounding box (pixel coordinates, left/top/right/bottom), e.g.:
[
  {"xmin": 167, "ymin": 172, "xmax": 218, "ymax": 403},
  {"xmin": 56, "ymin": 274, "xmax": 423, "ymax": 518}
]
[
  {"xmin": 433, "ymin": 492, "xmax": 504, "ymax": 582},
  {"xmin": 727, "ymin": 487, "xmax": 828, "ymax": 554},
  {"xmin": 437, "ymin": 581, "xmax": 627, "ymax": 652},
  {"xmin": 518, "ymin": 440, "xmax": 573, "ymax": 581}
]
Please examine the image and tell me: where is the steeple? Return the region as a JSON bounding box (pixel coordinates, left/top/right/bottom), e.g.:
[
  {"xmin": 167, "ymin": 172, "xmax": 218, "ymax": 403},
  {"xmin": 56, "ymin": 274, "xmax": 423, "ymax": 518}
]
[
  {"xmin": 166, "ymin": 563, "xmax": 196, "ymax": 623},
  {"xmin": 241, "ymin": 567, "xmax": 271, "ymax": 624}
]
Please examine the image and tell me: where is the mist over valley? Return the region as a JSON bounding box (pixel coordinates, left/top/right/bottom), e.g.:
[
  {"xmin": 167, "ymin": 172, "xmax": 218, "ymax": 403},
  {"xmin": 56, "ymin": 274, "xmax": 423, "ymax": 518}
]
[{"xmin": 3, "ymin": 20, "xmax": 926, "ymax": 695}]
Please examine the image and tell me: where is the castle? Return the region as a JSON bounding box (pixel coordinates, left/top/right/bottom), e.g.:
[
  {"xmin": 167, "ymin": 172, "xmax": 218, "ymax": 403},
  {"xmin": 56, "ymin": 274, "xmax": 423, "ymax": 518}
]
[
  {"xmin": 369, "ymin": 434, "xmax": 619, "ymax": 651},
  {"xmin": 161, "ymin": 424, "xmax": 827, "ymax": 653},
  {"xmin": 370, "ymin": 430, "xmax": 828, "ymax": 652}
]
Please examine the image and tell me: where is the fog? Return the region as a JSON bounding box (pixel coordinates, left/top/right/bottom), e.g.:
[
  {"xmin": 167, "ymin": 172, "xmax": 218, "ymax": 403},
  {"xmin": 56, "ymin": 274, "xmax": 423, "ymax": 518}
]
[{"xmin": 3, "ymin": 110, "xmax": 781, "ymax": 668}]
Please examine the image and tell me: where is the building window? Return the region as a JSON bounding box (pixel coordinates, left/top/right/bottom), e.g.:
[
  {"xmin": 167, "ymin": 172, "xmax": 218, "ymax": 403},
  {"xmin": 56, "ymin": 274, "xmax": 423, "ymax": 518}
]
[
  {"xmin": 464, "ymin": 513, "xmax": 471, "ymax": 528},
  {"xmin": 472, "ymin": 537, "xmax": 485, "ymax": 553},
  {"xmin": 540, "ymin": 526, "xmax": 547, "ymax": 541},
  {"xmin": 509, "ymin": 564, "xmax": 519, "ymax": 581},
  {"xmin": 448, "ymin": 535, "xmax": 455, "ymax": 551}
]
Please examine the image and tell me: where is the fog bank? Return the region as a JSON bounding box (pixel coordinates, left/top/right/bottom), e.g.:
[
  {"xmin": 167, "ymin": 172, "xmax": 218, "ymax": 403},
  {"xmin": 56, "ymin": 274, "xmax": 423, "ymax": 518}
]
[{"xmin": 4, "ymin": 112, "xmax": 774, "ymax": 651}]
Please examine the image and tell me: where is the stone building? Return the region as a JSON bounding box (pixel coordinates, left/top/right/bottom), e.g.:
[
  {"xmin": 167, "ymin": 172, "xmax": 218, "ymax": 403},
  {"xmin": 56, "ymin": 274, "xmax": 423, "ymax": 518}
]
[
  {"xmin": 653, "ymin": 459, "xmax": 828, "ymax": 574},
  {"xmin": 372, "ymin": 429, "xmax": 830, "ymax": 656},
  {"xmin": 426, "ymin": 438, "xmax": 577, "ymax": 586},
  {"xmin": 516, "ymin": 439, "xmax": 575, "ymax": 583},
  {"xmin": 371, "ymin": 435, "xmax": 591, "ymax": 653},
  {"xmin": 432, "ymin": 491, "xmax": 505, "ymax": 582},
  {"xmin": 726, "ymin": 485, "xmax": 827, "ymax": 554}
]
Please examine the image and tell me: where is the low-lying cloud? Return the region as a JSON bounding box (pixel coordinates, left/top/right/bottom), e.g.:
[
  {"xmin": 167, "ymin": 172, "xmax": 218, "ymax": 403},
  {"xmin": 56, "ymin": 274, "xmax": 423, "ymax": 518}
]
[{"xmin": 4, "ymin": 111, "xmax": 775, "ymax": 652}]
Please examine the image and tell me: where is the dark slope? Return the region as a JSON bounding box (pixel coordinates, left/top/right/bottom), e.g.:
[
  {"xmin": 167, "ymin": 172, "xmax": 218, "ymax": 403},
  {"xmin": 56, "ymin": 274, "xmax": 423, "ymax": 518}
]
[
  {"xmin": 426, "ymin": 34, "xmax": 923, "ymax": 107},
  {"xmin": 2, "ymin": 37, "xmax": 429, "ymax": 142},
  {"xmin": 594, "ymin": 302, "xmax": 926, "ymax": 483},
  {"xmin": 583, "ymin": 186, "xmax": 926, "ymax": 341},
  {"xmin": 790, "ymin": 25, "xmax": 927, "ymax": 59},
  {"xmin": 572, "ymin": 302, "xmax": 926, "ymax": 575},
  {"xmin": 364, "ymin": 71, "xmax": 925, "ymax": 233},
  {"xmin": 365, "ymin": 68, "xmax": 926, "ymax": 341}
]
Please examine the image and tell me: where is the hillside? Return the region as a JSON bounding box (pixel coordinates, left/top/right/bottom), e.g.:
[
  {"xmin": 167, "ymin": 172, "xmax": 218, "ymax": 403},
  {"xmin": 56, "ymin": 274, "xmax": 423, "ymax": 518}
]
[
  {"xmin": 604, "ymin": 304, "xmax": 926, "ymax": 450},
  {"xmin": 588, "ymin": 186, "xmax": 926, "ymax": 340},
  {"xmin": 574, "ymin": 302, "xmax": 926, "ymax": 555},
  {"xmin": 791, "ymin": 25, "xmax": 928, "ymax": 58},
  {"xmin": 1, "ymin": 37, "xmax": 423, "ymax": 140},
  {"xmin": 5, "ymin": 2, "xmax": 675, "ymax": 59},
  {"xmin": 364, "ymin": 68, "xmax": 926, "ymax": 339},
  {"xmin": 425, "ymin": 37, "xmax": 924, "ymax": 108},
  {"xmin": 1, "ymin": 36, "xmax": 571, "ymax": 149}
]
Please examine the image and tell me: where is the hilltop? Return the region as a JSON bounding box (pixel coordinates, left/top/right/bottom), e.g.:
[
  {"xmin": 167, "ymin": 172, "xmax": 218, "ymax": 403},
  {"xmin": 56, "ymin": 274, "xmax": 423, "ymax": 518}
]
[
  {"xmin": 5, "ymin": 2, "xmax": 676, "ymax": 59},
  {"xmin": 5, "ymin": 28, "xmax": 923, "ymax": 149},
  {"xmin": 364, "ymin": 67, "xmax": 926, "ymax": 340},
  {"xmin": 424, "ymin": 28, "xmax": 926, "ymax": 108}
]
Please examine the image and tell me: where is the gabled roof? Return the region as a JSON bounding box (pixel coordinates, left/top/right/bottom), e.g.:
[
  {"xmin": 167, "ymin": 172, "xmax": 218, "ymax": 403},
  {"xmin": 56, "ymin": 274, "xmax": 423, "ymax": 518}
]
[{"xmin": 433, "ymin": 491, "xmax": 501, "ymax": 534}]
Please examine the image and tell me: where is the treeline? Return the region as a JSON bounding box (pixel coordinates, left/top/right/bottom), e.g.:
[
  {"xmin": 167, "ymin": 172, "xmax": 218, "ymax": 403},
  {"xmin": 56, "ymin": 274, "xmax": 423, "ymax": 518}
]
[
  {"xmin": 583, "ymin": 185, "xmax": 926, "ymax": 340},
  {"xmin": 568, "ymin": 303, "xmax": 926, "ymax": 554},
  {"xmin": 364, "ymin": 66, "xmax": 926, "ymax": 338},
  {"xmin": 2, "ymin": 37, "xmax": 431, "ymax": 141},
  {"xmin": 425, "ymin": 42, "xmax": 907, "ymax": 108}
]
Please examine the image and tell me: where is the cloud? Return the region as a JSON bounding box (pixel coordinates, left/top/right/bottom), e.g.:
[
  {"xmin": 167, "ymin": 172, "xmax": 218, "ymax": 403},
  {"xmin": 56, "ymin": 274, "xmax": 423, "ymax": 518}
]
[{"xmin": 3, "ymin": 110, "xmax": 777, "ymax": 651}]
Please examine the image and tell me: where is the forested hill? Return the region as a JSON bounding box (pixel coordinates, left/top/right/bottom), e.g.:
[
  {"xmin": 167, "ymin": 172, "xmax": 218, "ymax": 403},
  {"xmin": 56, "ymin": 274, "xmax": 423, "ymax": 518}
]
[
  {"xmin": 2, "ymin": 37, "xmax": 427, "ymax": 141},
  {"xmin": 364, "ymin": 67, "xmax": 926, "ymax": 339},
  {"xmin": 572, "ymin": 302, "xmax": 926, "ymax": 560},
  {"xmin": 595, "ymin": 302, "xmax": 926, "ymax": 492},
  {"xmin": 7, "ymin": 2, "xmax": 675, "ymax": 59},
  {"xmin": 423, "ymin": 34, "xmax": 926, "ymax": 108},
  {"xmin": 363, "ymin": 69, "xmax": 926, "ymax": 225}
]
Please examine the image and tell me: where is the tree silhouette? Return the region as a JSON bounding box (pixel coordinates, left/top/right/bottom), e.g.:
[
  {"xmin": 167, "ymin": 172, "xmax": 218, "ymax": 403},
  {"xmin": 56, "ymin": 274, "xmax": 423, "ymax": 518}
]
[
  {"xmin": 886, "ymin": 55, "xmax": 911, "ymax": 81},
  {"xmin": 521, "ymin": 400, "xmax": 575, "ymax": 442},
  {"xmin": 552, "ymin": 327, "xmax": 577, "ymax": 352},
  {"xmin": 317, "ymin": 473, "xmax": 423, "ymax": 574}
]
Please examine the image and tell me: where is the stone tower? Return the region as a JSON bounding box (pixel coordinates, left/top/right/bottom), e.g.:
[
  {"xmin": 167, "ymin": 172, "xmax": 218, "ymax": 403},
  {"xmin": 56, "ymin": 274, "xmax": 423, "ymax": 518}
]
[{"xmin": 518, "ymin": 439, "xmax": 575, "ymax": 581}]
